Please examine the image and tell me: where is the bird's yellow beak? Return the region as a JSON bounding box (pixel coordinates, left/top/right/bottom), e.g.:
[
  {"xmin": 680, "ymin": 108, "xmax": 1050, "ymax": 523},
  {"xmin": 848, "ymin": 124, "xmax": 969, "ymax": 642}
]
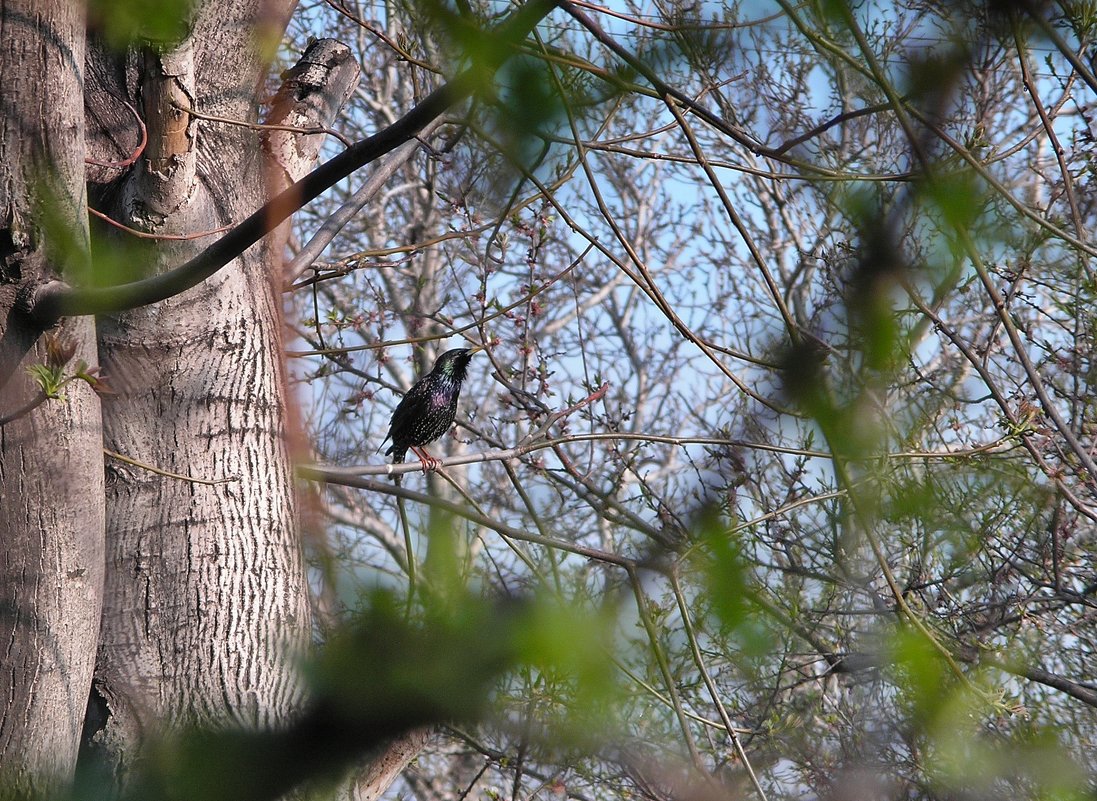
[{"xmin": 467, "ymin": 344, "xmax": 485, "ymax": 354}]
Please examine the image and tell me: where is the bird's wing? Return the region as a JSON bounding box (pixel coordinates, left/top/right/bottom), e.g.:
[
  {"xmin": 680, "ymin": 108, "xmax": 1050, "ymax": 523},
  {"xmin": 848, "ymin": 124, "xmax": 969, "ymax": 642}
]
[{"xmin": 383, "ymin": 387, "xmax": 430, "ymax": 453}]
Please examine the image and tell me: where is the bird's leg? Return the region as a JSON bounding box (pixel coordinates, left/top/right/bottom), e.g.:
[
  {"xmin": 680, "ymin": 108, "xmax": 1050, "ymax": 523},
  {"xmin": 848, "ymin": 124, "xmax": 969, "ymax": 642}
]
[{"xmin": 410, "ymin": 446, "xmax": 441, "ymax": 473}]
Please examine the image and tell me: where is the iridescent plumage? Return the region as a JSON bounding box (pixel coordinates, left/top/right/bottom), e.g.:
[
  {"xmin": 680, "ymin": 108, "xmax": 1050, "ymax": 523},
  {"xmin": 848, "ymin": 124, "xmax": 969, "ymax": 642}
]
[{"xmin": 381, "ymin": 347, "xmax": 481, "ymax": 481}]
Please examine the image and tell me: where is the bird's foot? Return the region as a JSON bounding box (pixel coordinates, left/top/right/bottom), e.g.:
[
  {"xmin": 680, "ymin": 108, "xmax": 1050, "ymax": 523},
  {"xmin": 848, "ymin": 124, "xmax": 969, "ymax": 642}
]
[{"xmin": 411, "ymin": 447, "xmax": 441, "ymax": 473}]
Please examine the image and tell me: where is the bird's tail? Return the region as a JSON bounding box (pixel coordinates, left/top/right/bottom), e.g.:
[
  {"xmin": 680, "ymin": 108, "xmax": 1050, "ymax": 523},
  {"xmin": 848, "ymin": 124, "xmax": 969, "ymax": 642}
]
[{"xmin": 389, "ymin": 447, "xmax": 406, "ymax": 485}]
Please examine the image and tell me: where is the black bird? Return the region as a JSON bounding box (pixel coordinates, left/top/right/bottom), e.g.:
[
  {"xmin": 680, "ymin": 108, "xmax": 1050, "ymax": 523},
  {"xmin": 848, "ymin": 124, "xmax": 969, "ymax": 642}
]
[{"xmin": 381, "ymin": 346, "xmax": 482, "ymax": 481}]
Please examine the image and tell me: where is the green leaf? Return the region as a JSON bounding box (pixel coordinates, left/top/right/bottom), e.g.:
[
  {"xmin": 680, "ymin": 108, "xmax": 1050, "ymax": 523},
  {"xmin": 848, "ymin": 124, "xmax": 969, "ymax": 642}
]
[
  {"xmin": 689, "ymin": 507, "xmax": 770, "ymax": 655},
  {"xmin": 88, "ymin": 0, "xmax": 193, "ymax": 47},
  {"xmin": 26, "ymin": 363, "xmax": 67, "ymax": 399},
  {"xmin": 888, "ymin": 627, "xmax": 948, "ymax": 726}
]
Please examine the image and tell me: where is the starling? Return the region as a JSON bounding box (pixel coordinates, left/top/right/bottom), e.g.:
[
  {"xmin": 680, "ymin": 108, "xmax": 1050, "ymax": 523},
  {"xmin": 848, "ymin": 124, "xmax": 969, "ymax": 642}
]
[{"xmin": 381, "ymin": 345, "xmax": 482, "ymax": 481}]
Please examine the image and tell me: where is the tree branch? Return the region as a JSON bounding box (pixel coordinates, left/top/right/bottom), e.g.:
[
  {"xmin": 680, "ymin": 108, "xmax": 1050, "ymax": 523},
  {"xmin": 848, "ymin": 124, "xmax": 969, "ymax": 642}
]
[
  {"xmin": 296, "ymin": 467, "xmax": 638, "ymax": 569},
  {"xmin": 29, "ymin": 0, "xmax": 557, "ymax": 324}
]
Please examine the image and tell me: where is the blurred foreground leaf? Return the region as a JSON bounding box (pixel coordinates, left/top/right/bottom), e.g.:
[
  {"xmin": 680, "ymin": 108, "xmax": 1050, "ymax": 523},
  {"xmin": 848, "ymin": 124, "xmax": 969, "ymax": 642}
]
[
  {"xmin": 88, "ymin": 0, "xmax": 192, "ymax": 47},
  {"xmin": 94, "ymin": 580, "xmax": 627, "ymax": 801}
]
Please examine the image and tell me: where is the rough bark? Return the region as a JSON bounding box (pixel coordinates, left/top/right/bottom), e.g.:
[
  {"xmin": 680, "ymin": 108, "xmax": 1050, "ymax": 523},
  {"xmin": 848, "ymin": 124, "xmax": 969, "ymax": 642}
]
[
  {"xmin": 81, "ymin": 0, "xmax": 314, "ymax": 779},
  {"xmin": 350, "ymin": 729, "xmax": 434, "ymax": 801},
  {"xmin": 265, "ymin": 38, "xmax": 360, "ymax": 188},
  {"xmin": 0, "ymin": 0, "xmax": 105, "ymax": 793},
  {"xmin": 264, "ymin": 37, "xmax": 360, "ymax": 275}
]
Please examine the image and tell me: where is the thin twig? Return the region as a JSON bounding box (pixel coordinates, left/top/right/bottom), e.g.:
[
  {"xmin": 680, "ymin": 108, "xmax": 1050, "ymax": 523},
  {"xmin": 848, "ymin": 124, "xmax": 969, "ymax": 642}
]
[
  {"xmin": 104, "ymin": 448, "xmax": 238, "ymax": 485},
  {"xmin": 322, "ymin": 0, "xmax": 440, "ymax": 72},
  {"xmin": 298, "ymin": 467, "xmax": 638, "ymax": 569},
  {"xmin": 663, "ymin": 96, "xmax": 800, "ymax": 344},
  {"xmin": 0, "ymin": 392, "xmax": 50, "ymax": 426},
  {"xmin": 181, "ymin": 102, "xmax": 356, "ymax": 150},
  {"xmin": 85, "ymin": 100, "xmax": 148, "ymax": 168},
  {"xmin": 285, "ymin": 118, "xmax": 446, "ymax": 284},
  {"xmin": 670, "ymin": 569, "xmax": 770, "ymax": 801},
  {"xmin": 533, "ymin": 40, "xmax": 788, "ymax": 415},
  {"xmin": 627, "ymin": 568, "xmax": 705, "ymax": 770},
  {"xmin": 553, "ymin": 0, "xmax": 765, "ymax": 154},
  {"xmin": 518, "ymin": 382, "xmax": 608, "ymax": 444},
  {"xmin": 89, "ymin": 207, "xmax": 233, "ymax": 241},
  {"xmin": 288, "ymin": 250, "xmax": 590, "ymax": 356}
]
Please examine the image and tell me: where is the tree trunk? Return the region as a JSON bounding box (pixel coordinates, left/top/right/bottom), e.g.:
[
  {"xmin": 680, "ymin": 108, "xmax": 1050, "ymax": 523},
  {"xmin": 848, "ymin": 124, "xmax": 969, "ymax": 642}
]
[
  {"xmin": 0, "ymin": 0, "xmax": 105, "ymax": 794},
  {"xmin": 1, "ymin": 1, "xmax": 422, "ymax": 795},
  {"xmin": 80, "ymin": 0, "xmax": 313, "ymax": 778}
]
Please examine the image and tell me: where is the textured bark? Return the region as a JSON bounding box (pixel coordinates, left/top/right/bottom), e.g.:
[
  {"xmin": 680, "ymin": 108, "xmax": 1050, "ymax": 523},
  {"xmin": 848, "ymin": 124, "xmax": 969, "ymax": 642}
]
[
  {"xmin": 0, "ymin": 0, "xmax": 105, "ymax": 793},
  {"xmin": 82, "ymin": 0, "xmax": 310, "ymax": 778},
  {"xmin": 264, "ymin": 37, "xmax": 360, "ymax": 275},
  {"xmin": 265, "ymin": 38, "xmax": 360, "ymax": 187},
  {"xmin": 350, "ymin": 729, "xmax": 434, "ymax": 801},
  {"xmin": 79, "ymin": 4, "xmax": 367, "ymax": 784},
  {"xmin": 131, "ymin": 40, "xmax": 197, "ymax": 222},
  {"xmin": 2, "ymin": 0, "xmax": 430, "ymax": 793}
]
